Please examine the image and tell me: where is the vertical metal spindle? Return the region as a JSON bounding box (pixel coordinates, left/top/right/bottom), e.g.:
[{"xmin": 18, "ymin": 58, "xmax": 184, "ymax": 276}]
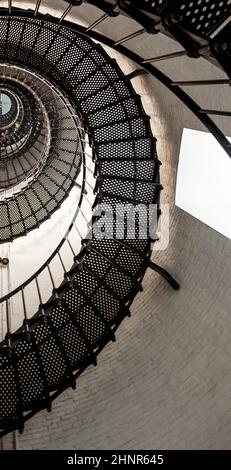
[
  {"xmin": 79, "ymin": 205, "xmax": 89, "ymax": 223},
  {"xmin": 58, "ymin": 251, "xmax": 70, "ymax": 283},
  {"xmin": 47, "ymin": 264, "xmax": 55, "ymax": 290},
  {"xmin": 81, "ymin": 138, "xmax": 91, "ymax": 146},
  {"xmin": 66, "ymin": 238, "xmax": 75, "ymax": 256},
  {"xmin": 59, "ymin": 4, "xmax": 73, "ymax": 23},
  {"xmin": 5, "ymin": 298, "xmax": 11, "ymax": 348},
  {"xmin": 8, "ymin": 0, "xmax": 12, "ymax": 15},
  {"xmin": 86, "ymin": 13, "xmax": 108, "ymax": 32},
  {"xmin": 73, "ymin": 222, "xmax": 82, "ymax": 239},
  {"xmin": 114, "ymin": 28, "xmax": 145, "ymax": 46},
  {"xmin": 47, "ymin": 263, "xmax": 60, "ymax": 301},
  {"xmin": 84, "ymin": 164, "xmax": 94, "ymax": 175},
  {"xmin": 171, "ymin": 79, "xmax": 231, "ymax": 86},
  {"xmin": 34, "ymin": 0, "xmax": 42, "ymax": 17},
  {"xmin": 35, "ymin": 276, "xmax": 42, "ymax": 306},
  {"xmin": 83, "ymin": 192, "xmax": 94, "ymax": 207},
  {"xmin": 21, "ymin": 287, "xmax": 28, "ymax": 322},
  {"xmin": 35, "ymin": 276, "xmax": 47, "ymax": 321},
  {"xmin": 85, "ymin": 179, "xmax": 96, "ymax": 191},
  {"xmin": 142, "ymin": 50, "xmax": 187, "ymax": 64},
  {"xmin": 58, "ymin": 251, "xmax": 67, "ymax": 273},
  {"xmin": 74, "ymin": 181, "xmax": 82, "ymax": 190},
  {"xmin": 84, "ymin": 151, "xmax": 93, "ymax": 160},
  {"xmin": 21, "ymin": 287, "xmax": 30, "ymax": 341}
]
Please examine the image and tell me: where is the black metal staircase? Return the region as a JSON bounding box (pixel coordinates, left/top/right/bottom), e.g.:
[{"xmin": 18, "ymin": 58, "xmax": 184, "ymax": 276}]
[
  {"xmin": 0, "ymin": 64, "xmax": 83, "ymax": 242},
  {"xmin": 0, "ymin": 0, "xmax": 230, "ymax": 437}
]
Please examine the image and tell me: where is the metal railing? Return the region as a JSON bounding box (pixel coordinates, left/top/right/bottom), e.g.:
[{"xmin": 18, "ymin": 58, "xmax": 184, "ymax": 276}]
[
  {"xmin": 0, "ymin": 0, "xmax": 230, "ymax": 437},
  {"xmin": 0, "ymin": 63, "xmax": 87, "ymax": 241},
  {"xmin": 26, "ymin": 0, "xmax": 231, "ymax": 159},
  {"xmin": 0, "ymin": 139, "xmax": 97, "ymax": 343}
]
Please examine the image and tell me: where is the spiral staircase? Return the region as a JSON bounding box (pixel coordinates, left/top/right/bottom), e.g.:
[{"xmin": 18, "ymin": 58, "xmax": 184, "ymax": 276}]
[{"xmin": 0, "ymin": 0, "xmax": 230, "ymax": 440}]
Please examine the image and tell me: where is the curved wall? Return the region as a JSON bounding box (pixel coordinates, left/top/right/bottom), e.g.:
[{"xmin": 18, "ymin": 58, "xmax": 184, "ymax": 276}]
[{"xmin": 1, "ymin": 2, "xmax": 231, "ymax": 450}]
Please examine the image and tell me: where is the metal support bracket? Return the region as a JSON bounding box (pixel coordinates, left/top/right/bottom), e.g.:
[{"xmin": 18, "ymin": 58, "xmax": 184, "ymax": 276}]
[
  {"xmin": 126, "ymin": 69, "xmax": 148, "ymax": 80},
  {"xmin": 149, "ymin": 261, "xmax": 180, "ymax": 290}
]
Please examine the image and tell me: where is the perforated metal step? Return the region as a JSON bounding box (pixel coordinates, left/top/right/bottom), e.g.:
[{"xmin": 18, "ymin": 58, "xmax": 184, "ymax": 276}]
[
  {"xmin": 0, "ymin": 14, "xmax": 160, "ymax": 435},
  {"xmin": 0, "ymin": 64, "xmax": 83, "ymax": 242}
]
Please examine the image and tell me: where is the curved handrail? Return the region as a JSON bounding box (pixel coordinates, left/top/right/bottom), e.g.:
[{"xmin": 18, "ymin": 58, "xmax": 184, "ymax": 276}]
[
  {"xmin": 0, "ymin": 7, "xmax": 158, "ymax": 434},
  {"xmin": 0, "ymin": 66, "xmax": 97, "ymax": 325},
  {"xmin": 5, "ymin": 4, "xmax": 230, "ymax": 158},
  {"xmin": 0, "ymin": 60, "xmax": 87, "ymax": 243},
  {"xmin": 0, "ymin": 153, "xmax": 95, "ymax": 303},
  {"xmin": 0, "ymin": 0, "xmax": 229, "ymax": 333},
  {"xmin": 60, "ymin": 19, "xmax": 231, "ymax": 159},
  {"xmin": 0, "ymin": 0, "xmax": 229, "ymax": 437}
]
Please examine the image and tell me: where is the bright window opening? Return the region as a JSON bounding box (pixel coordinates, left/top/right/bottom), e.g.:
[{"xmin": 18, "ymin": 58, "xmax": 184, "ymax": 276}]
[{"xmin": 176, "ymin": 128, "xmax": 231, "ymax": 240}]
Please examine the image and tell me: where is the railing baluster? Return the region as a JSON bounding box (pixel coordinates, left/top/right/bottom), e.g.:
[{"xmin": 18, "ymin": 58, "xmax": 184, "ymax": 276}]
[
  {"xmin": 58, "ymin": 251, "xmax": 70, "ymax": 283},
  {"xmin": 73, "ymin": 222, "xmax": 82, "ymax": 239},
  {"xmin": 86, "ymin": 13, "xmax": 108, "ymax": 32},
  {"xmin": 58, "ymin": 251, "xmax": 67, "ymax": 273},
  {"xmin": 5, "ymin": 298, "xmax": 12, "ymax": 349},
  {"xmin": 85, "ymin": 179, "xmax": 95, "ymax": 191},
  {"xmin": 172, "ymin": 79, "xmax": 231, "ymax": 86},
  {"xmin": 79, "ymin": 206, "xmax": 89, "ymax": 223},
  {"xmin": 81, "ymin": 138, "xmax": 91, "ymax": 146},
  {"xmin": 84, "ymin": 165, "xmax": 94, "ymax": 175},
  {"xmin": 114, "ymin": 29, "xmax": 145, "ymax": 46},
  {"xmin": 35, "ymin": 276, "xmax": 42, "ymax": 306},
  {"xmin": 84, "ymin": 151, "xmax": 93, "ymax": 159},
  {"xmin": 47, "ymin": 264, "xmax": 56, "ymax": 290},
  {"xmin": 83, "ymin": 193, "xmax": 94, "ymax": 207},
  {"xmin": 21, "ymin": 288, "xmax": 28, "ymax": 322},
  {"xmin": 21, "ymin": 288, "xmax": 31, "ymax": 340},
  {"xmin": 126, "ymin": 69, "xmax": 148, "ymax": 80},
  {"xmin": 142, "ymin": 50, "xmax": 187, "ymax": 64},
  {"xmin": 73, "ymin": 181, "xmax": 82, "ymax": 190},
  {"xmin": 200, "ymin": 109, "xmax": 231, "ymax": 117},
  {"xmin": 34, "ymin": 0, "xmax": 42, "ymax": 17},
  {"xmin": 66, "ymin": 238, "xmax": 75, "ymax": 256},
  {"xmin": 59, "ymin": 4, "xmax": 73, "ymax": 23}
]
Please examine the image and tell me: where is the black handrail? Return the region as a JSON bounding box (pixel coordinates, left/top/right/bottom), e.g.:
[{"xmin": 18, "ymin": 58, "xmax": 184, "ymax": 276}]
[
  {"xmin": 5, "ymin": 6, "xmax": 229, "ymax": 158},
  {"xmin": 0, "ymin": 0, "xmax": 229, "ymax": 437},
  {"xmin": 0, "ymin": 147, "xmax": 96, "ymax": 306}
]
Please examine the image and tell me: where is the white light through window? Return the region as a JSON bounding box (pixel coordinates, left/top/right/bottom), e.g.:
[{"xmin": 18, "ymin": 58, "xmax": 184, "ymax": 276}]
[{"xmin": 176, "ymin": 128, "xmax": 231, "ymax": 239}]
